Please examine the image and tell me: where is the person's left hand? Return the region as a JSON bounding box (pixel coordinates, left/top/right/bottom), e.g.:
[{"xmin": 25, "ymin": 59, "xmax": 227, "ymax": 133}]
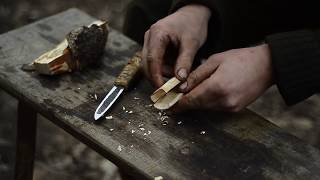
[{"xmin": 173, "ymin": 44, "xmax": 274, "ymax": 112}]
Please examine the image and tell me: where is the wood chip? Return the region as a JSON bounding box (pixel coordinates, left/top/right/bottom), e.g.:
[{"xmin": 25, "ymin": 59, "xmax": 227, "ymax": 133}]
[
  {"xmin": 105, "ymin": 116, "xmax": 113, "ymax": 120},
  {"xmin": 162, "ymin": 121, "xmax": 168, "ymax": 126},
  {"xmin": 117, "ymin": 145, "xmax": 122, "ymax": 152},
  {"xmin": 139, "ymin": 128, "xmax": 145, "ymax": 131},
  {"xmin": 154, "ymin": 176, "xmax": 163, "ymax": 180},
  {"xmin": 200, "ymin": 131, "xmax": 206, "ymax": 135},
  {"xmin": 177, "ymin": 121, "xmax": 182, "ymax": 125},
  {"xmin": 94, "ymin": 94, "xmax": 98, "ymax": 100},
  {"xmin": 160, "ymin": 116, "xmax": 169, "ymax": 121}
]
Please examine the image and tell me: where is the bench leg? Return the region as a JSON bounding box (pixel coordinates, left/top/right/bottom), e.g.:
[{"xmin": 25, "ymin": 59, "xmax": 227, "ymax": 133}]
[
  {"xmin": 14, "ymin": 101, "xmax": 37, "ymax": 180},
  {"xmin": 120, "ymin": 169, "xmax": 138, "ymax": 180}
]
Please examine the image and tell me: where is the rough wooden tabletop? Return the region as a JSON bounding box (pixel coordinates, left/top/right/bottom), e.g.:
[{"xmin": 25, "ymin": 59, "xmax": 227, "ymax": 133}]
[{"xmin": 1, "ymin": 8, "xmax": 320, "ymax": 180}]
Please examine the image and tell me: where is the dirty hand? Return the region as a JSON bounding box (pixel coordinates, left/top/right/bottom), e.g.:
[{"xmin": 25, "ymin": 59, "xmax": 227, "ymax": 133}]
[
  {"xmin": 142, "ymin": 4, "xmax": 211, "ymax": 87},
  {"xmin": 174, "ymin": 44, "xmax": 274, "ymax": 112}
]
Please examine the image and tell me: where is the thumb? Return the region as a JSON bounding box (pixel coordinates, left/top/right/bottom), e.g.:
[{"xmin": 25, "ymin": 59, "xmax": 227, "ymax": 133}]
[
  {"xmin": 175, "ymin": 38, "xmax": 200, "ymax": 81},
  {"xmin": 179, "ymin": 57, "xmax": 220, "ymax": 92}
]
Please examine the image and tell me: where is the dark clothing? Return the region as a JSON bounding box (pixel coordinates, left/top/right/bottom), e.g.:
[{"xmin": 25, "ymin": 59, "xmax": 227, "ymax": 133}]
[{"xmin": 124, "ymin": 0, "xmax": 320, "ymax": 105}]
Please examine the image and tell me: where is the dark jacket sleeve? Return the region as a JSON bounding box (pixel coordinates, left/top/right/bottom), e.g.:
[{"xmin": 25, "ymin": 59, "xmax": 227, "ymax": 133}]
[
  {"xmin": 266, "ymin": 30, "xmax": 320, "ymax": 105},
  {"xmin": 171, "ymin": 0, "xmax": 320, "ymax": 105}
]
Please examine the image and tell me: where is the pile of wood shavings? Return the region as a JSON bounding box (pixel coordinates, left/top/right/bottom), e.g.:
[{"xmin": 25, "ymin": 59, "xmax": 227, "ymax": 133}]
[{"xmin": 158, "ymin": 111, "xmax": 169, "ymax": 126}]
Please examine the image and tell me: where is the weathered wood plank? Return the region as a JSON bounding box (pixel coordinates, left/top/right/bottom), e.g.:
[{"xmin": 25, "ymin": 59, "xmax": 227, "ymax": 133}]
[{"xmin": 0, "ymin": 8, "xmax": 320, "ymax": 180}]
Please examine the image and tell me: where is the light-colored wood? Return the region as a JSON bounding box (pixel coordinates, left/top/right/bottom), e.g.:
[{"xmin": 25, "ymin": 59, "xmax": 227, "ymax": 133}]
[
  {"xmin": 150, "ymin": 77, "xmax": 181, "ymax": 103},
  {"xmin": 33, "ymin": 39, "xmax": 71, "ymax": 75},
  {"xmin": 153, "ymin": 90, "xmax": 183, "ymax": 110},
  {"xmin": 32, "ymin": 20, "xmax": 108, "ymax": 75},
  {"xmin": 151, "ymin": 77, "xmax": 183, "ymax": 110}
]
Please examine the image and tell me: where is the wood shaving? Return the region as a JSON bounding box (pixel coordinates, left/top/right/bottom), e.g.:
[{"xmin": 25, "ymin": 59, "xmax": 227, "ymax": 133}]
[
  {"xmin": 162, "ymin": 121, "xmax": 168, "ymax": 126},
  {"xmin": 143, "ymin": 133, "xmax": 147, "ymax": 136},
  {"xmin": 139, "ymin": 128, "xmax": 145, "ymax": 131},
  {"xmin": 148, "ymin": 130, "xmax": 151, "ymax": 135},
  {"xmin": 131, "ymin": 130, "xmax": 136, "ymax": 133},
  {"xmin": 138, "ymin": 124, "xmax": 144, "ymax": 127},
  {"xmin": 128, "ymin": 111, "xmax": 133, "ymax": 114},
  {"xmin": 154, "ymin": 176, "xmax": 163, "ymax": 180},
  {"xmin": 105, "ymin": 116, "xmax": 113, "ymax": 120},
  {"xmin": 200, "ymin": 131, "xmax": 206, "ymax": 135},
  {"xmin": 177, "ymin": 121, "xmax": 182, "ymax": 125},
  {"xmin": 122, "ymin": 106, "xmax": 126, "ymax": 111},
  {"xmin": 94, "ymin": 94, "xmax": 98, "ymax": 100},
  {"xmin": 117, "ymin": 145, "xmax": 122, "ymax": 152},
  {"xmin": 109, "ymin": 128, "xmax": 114, "ymax": 132},
  {"xmin": 160, "ymin": 116, "xmax": 169, "ymax": 121},
  {"xmin": 134, "ymin": 97, "xmax": 140, "ymax": 100}
]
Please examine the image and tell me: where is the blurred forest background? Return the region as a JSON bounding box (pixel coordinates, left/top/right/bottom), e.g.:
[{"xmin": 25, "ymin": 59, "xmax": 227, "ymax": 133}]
[{"xmin": 1, "ymin": 0, "xmax": 320, "ymax": 180}]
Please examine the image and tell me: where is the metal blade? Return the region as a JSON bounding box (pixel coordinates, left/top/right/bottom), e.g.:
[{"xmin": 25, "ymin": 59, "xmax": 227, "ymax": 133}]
[{"xmin": 94, "ymin": 86, "xmax": 124, "ymax": 120}]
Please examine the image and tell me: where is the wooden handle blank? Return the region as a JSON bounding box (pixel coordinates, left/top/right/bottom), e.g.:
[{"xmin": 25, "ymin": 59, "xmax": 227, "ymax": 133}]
[{"xmin": 114, "ymin": 51, "xmax": 142, "ymax": 89}]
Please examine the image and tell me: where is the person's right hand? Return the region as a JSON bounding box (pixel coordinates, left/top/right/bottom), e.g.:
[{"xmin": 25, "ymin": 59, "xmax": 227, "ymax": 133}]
[{"xmin": 142, "ymin": 4, "xmax": 211, "ymax": 87}]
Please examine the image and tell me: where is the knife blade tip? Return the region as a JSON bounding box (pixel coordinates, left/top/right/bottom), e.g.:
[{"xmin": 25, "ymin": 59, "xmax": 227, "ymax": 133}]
[{"xmin": 94, "ymin": 113, "xmax": 102, "ymax": 120}]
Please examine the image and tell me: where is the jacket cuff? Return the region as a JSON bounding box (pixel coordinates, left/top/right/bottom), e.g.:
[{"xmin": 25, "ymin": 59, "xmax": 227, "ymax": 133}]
[{"xmin": 266, "ymin": 30, "xmax": 320, "ymax": 105}]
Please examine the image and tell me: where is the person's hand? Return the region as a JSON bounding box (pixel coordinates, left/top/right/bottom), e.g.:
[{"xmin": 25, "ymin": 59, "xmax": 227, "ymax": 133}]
[
  {"xmin": 174, "ymin": 44, "xmax": 274, "ymax": 112},
  {"xmin": 142, "ymin": 4, "xmax": 211, "ymax": 87}
]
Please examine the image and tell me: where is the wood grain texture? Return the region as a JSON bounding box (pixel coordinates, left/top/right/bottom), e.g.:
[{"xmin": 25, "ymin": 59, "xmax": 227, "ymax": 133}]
[{"xmin": 1, "ymin": 8, "xmax": 320, "ymax": 180}]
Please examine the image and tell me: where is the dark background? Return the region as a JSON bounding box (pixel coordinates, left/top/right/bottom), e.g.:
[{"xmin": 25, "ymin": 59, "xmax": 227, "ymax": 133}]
[{"xmin": 1, "ymin": 0, "xmax": 320, "ymax": 179}]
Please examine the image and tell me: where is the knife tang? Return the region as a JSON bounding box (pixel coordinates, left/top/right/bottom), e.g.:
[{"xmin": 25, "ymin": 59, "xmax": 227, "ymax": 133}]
[{"xmin": 114, "ymin": 51, "xmax": 142, "ymax": 89}]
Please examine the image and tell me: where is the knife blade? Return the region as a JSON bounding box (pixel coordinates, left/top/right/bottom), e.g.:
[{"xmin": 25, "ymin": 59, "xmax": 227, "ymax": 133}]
[{"xmin": 94, "ymin": 52, "xmax": 142, "ymax": 120}]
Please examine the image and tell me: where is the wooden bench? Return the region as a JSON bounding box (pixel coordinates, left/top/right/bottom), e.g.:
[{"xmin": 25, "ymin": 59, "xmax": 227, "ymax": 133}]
[{"xmin": 1, "ymin": 8, "xmax": 320, "ymax": 180}]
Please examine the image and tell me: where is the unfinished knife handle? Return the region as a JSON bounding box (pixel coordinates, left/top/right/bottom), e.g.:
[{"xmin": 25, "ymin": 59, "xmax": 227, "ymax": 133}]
[{"xmin": 114, "ymin": 51, "xmax": 142, "ymax": 89}]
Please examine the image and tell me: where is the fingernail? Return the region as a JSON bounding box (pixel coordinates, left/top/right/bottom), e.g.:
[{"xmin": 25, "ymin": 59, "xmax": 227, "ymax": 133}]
[
  {"xmin": 178, "ymin": 68, "xmax": 187, "ymax": 79},
  {"xmin": 180, "ymin": 82, "xmax": 187, "ymax": 90}
]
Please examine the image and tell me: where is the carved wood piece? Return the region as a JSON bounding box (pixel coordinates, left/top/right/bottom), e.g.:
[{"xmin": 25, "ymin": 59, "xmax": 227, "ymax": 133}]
[
  {"xmin": 150, "ymin": 77, "xmax": 181, "ymax": 103},
  {"xmin": 32, "ymin": 20, "xmax": 108, "ymax": 75},
  {"xmin": 151, "ymin": 77, "xmax": 183, "ymax": 110}
]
